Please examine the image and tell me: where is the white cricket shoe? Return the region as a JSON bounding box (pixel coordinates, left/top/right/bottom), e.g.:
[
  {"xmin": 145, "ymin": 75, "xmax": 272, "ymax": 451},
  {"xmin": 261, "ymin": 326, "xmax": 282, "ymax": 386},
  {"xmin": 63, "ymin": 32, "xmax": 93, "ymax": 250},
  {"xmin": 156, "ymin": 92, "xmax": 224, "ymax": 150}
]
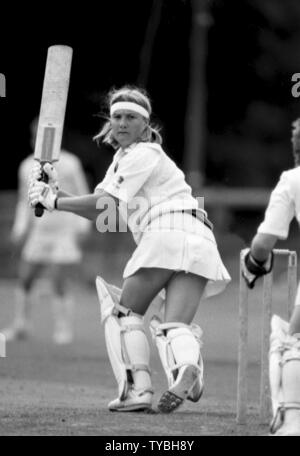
[
  {"xmin": 1, "ymin": 323, "xmax": 31, "ymax": 342},
  {"xmin": 272, "ymin": 425, "xmax": 300, "ymax": 436},
  {"xmin": 53, "ymin": 321, "xmax": 73, "ymax": 345},
  {"xmin": 271, "ymin": 410, "xmax": 300, "ymax": 436},
  {"xmin": 158, "ymin": 364, "xmax": 202, "ymax": 413},
  {"xmin": 108, "ymin": 388, "xmax": 153, "ymax": 412}
]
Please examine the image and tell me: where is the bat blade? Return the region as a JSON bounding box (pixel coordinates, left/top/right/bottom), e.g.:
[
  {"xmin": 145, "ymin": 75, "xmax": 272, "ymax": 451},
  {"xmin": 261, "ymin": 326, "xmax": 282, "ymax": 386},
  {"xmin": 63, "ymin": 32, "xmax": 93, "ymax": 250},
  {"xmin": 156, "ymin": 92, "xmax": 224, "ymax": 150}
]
[{"xmin": 34, "ymin": 45, "xmax": 73, "ymax": 217}]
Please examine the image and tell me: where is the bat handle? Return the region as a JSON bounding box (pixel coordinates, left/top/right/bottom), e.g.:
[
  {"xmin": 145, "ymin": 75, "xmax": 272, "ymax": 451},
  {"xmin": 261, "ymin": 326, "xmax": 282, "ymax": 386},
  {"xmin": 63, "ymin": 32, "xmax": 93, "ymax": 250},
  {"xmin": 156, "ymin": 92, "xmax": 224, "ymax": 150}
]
[{"xmin": 34, "ymin": 168, "xmax": 49, "ymax": 218}]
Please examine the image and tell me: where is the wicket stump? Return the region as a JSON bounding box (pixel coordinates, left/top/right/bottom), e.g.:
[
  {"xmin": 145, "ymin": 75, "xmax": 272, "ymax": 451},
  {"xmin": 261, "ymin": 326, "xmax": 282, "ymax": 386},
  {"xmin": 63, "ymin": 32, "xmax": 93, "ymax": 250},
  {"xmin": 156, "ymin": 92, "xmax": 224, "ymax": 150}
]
[{"xmin": 237, "ymin": 248, "xmax": 298, "ymax": 424}]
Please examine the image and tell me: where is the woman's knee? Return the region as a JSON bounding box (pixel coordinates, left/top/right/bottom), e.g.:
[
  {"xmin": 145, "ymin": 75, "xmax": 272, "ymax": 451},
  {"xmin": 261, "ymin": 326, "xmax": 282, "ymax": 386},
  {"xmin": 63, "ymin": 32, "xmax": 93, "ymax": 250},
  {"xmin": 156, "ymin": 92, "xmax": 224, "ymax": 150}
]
[
  {"xmin": 166, "ymin": 272, "xmax": 206, "ymax": 301},
  {"xmin": 120, "ymin": 268, "xmax": 174, "ymax": 315},
  {"xmin": 165, "ymin": 272, "xmax": 207, "ymax": 323}
]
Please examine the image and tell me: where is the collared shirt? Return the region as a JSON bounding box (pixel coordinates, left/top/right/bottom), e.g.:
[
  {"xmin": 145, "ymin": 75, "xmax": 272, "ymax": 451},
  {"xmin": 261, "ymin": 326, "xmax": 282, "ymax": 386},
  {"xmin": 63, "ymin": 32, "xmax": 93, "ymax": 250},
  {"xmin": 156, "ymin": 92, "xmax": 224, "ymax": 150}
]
[
  {"xmin": 95, "ymin": 142, "xmax": 203, "ymax": 242},
  {"xmin": 258, "ymin": 167, "xmax": 300, "ymax": 239}
]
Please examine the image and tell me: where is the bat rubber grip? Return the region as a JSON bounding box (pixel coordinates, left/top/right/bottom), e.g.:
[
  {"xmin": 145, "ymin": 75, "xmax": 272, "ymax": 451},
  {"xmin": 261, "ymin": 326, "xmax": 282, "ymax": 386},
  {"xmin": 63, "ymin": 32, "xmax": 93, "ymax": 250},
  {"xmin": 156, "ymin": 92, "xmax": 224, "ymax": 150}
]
[
  {"xmin": 35, "ymin": 204, "xmax": 45, "ymax": 217},
  {"xmin": 34, "ymin": 169, "xmax": 49, "ymax": 218}
]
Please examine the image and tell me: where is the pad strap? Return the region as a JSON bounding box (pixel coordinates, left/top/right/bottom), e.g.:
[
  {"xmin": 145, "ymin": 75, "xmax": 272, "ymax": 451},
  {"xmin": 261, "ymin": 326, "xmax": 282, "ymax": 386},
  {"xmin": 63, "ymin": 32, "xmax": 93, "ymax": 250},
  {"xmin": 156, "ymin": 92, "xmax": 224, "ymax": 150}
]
[
  {"xmin": 157, "ymin": 322, "xmax": 191, "ymax": 333},
  {"xmin": 135, "ymin": 387, "xmax": 154, "ymax": 396},
  {"xmin": 113, "ymin": 302, "xmax": 141, "ymax": 318},
  {"xmin": 283, "ymin": 402, "xmax": 300, "ymax": 409}
]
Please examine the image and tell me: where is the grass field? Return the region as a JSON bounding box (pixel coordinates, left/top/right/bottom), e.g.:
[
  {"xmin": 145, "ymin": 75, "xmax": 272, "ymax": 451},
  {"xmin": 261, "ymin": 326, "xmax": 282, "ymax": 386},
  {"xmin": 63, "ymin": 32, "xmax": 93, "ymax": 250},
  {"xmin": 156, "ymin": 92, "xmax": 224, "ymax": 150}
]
[{"xmin": 0, "ymin": 253, "xmax": 294, "ymax": 437}]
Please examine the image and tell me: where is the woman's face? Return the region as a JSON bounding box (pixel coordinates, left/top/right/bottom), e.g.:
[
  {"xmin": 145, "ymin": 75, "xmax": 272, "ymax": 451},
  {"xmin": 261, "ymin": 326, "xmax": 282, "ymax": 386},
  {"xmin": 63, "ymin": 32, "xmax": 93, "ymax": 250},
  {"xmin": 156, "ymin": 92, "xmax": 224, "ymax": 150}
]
[{"xmin": 110, "ymin": 109, "xmax": 147, "ymax": 148}]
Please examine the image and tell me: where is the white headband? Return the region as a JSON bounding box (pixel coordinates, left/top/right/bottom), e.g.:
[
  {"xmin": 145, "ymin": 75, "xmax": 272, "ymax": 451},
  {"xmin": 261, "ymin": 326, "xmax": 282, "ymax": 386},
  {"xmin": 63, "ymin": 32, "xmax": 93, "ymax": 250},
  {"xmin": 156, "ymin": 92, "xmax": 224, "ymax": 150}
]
[{"xmin": 110, "ymin": 102, "xmax": 150, "ymax": 119}]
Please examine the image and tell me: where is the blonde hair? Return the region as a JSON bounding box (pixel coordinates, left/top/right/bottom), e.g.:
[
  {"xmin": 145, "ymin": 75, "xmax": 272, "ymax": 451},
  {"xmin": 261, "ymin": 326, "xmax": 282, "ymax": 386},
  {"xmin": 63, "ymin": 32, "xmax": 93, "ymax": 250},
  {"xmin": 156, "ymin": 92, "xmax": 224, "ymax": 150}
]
[
  {"xmin": 94, "ymin": 86, "xmax": 162, "ymax": 148},
  {"xmin": 291, "ymin": 118, "xmax": 300, "ymax": 167}
]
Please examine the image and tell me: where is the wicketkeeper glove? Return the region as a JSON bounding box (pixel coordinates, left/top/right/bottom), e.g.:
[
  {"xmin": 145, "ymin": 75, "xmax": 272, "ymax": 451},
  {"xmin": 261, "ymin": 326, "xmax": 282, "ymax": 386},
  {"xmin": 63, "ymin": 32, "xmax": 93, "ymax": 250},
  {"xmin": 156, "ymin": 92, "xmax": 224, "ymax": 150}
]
[
  {"xmin": 28, "ymin": 161, "xmax": 59, "ymax": 194},
  {"xmin": 241, "ymin": 248, "xmax": 274, "ymax": 289},
  {"xmin": 28, "ymin": 181, "xmax": 57, "ymax": 212}
]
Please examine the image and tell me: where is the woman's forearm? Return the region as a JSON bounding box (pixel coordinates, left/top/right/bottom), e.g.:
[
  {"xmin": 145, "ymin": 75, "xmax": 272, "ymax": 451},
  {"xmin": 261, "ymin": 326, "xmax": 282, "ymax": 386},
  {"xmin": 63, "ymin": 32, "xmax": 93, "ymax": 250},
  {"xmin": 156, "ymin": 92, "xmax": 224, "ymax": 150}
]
[
  {"xmin": 57, "ymin": 189, "xmax": 74, "ymax": 198},
  {"xmin": 56, "ymin": 193, "xmax": 101, "ymax": 220},
  {"xmin": 251, "ymin": 233, "xmax": 278, "ymax": 261}
]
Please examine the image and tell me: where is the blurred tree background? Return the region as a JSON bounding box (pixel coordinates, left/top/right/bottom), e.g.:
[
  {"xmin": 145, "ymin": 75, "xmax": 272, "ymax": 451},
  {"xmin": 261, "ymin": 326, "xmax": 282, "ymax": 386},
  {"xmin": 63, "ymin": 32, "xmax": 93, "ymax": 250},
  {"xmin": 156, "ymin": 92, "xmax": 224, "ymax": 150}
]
[
  {"xmin": 206, "ymin": 0, "xmax": 300, "ymax": 187},
  {"xmin": 1, "ymin": 0, "xmax": 300, "ymax": 278},
  {"xmin": 1, "ymin": 0, "xmax": 300, "ymax": 190}
]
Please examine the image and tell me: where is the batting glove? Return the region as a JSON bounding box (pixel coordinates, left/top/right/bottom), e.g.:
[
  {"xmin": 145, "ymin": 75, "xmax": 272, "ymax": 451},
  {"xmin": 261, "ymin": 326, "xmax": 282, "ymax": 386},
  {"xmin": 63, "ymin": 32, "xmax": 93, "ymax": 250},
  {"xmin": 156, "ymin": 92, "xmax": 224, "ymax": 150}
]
[
  {"xmin": 241, "ymin": 248, "xmax": 274, "ymax": 289},
  {"xmin": 28, "ymin": 161, "xmax": 59, "ymax": 194},
  {"xmin": 28, "ymin": 181, "xmax": 57, "ymax": 212}
]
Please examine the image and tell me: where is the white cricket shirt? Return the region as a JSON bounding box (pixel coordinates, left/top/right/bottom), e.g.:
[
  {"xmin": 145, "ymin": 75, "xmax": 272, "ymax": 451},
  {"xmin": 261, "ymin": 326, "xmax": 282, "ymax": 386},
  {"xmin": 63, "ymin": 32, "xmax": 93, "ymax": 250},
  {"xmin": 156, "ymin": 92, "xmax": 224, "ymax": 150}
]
[
  {"xmin": 95, "ymin": 142, "xmax": 204, "ymax": 242},
  {"xmin": 258, "ymin": 167, "xmax": 300, "ymax": 239}
]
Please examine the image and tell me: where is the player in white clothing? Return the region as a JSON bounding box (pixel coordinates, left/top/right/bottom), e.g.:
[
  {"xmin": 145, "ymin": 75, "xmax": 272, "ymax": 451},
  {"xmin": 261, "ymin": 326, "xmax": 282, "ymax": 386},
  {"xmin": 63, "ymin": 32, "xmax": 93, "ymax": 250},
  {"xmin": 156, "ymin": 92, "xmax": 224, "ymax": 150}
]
[
  {"xmin": 241, "ymin": 118, "xmax": 300, "ymax": 436},
  {"xmin": 28, "ymin": 86, "xmax": 231, "ymax": 413},
  {"xmin": 2, "ymin": 119, "xmax": 91, "ymax": 344}
]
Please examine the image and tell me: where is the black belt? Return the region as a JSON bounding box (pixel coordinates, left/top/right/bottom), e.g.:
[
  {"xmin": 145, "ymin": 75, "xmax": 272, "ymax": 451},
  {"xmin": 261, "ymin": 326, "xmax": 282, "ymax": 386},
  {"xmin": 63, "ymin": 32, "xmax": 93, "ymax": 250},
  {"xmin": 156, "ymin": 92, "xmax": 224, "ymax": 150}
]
[{"xmin": 172, "ymin": 209, "xmax": 214, "ymax": 231}]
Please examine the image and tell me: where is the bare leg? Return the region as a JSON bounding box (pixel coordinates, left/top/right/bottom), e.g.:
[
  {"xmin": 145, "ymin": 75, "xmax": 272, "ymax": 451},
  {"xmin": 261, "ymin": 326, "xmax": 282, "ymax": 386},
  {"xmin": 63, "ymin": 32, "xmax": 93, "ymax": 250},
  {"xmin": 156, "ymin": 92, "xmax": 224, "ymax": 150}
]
[
  {"xmin": 155, "ymin": 272, "xmax": 207, "ymax": 413},
  {"xmin": 289, "ymin": 306, "xmax": 300, "ymax": 335},
  {"xmin": 50, "ymin": 264, "xmax": 74, "ymax": 344},
  {"xmin": 2, "ymin": 261, "xmax": 43, "ymax": 340},
  {"xmin": 105, "ymin": 267, "xmax": 174, "ymax": 410},
  {"xmin": 18, "ymin": 261, "xmax": 42, "ymax": 323},
  {"xmin": 165, "ymin": 271, "xmax": 207, "ymax": 323},
  {"xmin": 120, "ymin": 267, "xmax": 175, "ymax": 315}
]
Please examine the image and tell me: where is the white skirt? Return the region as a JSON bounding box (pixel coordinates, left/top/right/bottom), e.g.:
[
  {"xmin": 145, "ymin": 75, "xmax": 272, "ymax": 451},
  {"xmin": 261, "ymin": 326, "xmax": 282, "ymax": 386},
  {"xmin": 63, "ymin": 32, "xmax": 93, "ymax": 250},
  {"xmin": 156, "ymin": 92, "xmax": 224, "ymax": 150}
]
[
  {"xmin": 123, "ymin": 212, "xmax": 231, "ymax": 299},
  {"xmin": 22, "ymin": 234, "xmax": 82, "ymax": 264}
]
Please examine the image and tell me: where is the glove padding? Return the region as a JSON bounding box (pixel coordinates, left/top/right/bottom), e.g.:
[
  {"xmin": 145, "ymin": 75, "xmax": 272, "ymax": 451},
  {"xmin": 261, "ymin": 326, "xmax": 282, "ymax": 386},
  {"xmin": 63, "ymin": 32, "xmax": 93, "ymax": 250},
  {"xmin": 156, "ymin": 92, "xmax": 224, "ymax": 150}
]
[
  {"xmin": 28, "ymin": 181, "xmax": 57, "ymax": 212},
  {"xmin": 28, "ymin": 161, "xmax": 59, "ymax": 194},
  {"xmin": 241, "ymin": 248, "xmax": 274, "ymax": 289}
]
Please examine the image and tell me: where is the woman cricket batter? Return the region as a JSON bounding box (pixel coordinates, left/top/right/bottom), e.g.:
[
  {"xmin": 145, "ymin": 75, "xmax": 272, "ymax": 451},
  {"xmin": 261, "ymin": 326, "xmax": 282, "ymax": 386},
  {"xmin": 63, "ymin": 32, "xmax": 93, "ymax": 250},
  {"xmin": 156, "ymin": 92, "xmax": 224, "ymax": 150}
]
[{"xmin": 28, "ymin": 86, "xmax": 231, "ymax": 413}]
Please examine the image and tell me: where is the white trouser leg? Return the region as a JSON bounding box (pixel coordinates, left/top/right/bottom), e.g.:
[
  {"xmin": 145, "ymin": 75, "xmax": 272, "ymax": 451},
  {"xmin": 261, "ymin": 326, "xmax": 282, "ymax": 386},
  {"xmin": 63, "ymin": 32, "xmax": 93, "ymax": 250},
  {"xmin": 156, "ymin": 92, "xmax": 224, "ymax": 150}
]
[
  {"xmin": 1, "ymin": 288, "xmax": 32, "ymax": 340},
  {"xmin": 269, "ymin": 315, "xmax": 300, "ymax": 436},
  {"xmin": 14, "ymin": 287, "xmax": 32, "ymax": 327},
  {"xmin": 52, "ymin": 295, "xmax": 74, "ymax": 344}
]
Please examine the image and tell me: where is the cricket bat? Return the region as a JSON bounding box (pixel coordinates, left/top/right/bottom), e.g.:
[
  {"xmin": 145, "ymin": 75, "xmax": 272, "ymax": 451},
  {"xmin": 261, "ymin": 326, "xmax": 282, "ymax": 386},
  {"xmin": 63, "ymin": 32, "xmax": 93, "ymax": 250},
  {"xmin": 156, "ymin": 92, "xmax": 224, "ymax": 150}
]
[{"xmin": 34, "ymin": 45, "xmax": 73, "ymax": 217}]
